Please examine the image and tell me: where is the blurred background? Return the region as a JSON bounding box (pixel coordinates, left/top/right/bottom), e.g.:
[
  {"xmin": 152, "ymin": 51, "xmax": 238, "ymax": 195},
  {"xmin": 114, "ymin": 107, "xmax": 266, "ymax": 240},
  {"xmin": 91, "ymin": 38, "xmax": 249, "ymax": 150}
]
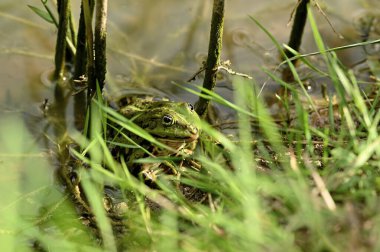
[{"xmin": 0, "ymin": 0, "xmax": 376, "ymax": 112}]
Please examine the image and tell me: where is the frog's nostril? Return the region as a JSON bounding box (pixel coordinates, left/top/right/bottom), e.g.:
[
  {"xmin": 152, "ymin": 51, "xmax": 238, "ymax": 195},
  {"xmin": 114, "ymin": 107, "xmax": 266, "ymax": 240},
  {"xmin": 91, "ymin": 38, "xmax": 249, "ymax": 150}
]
[{"xmin": 190, "ymin": 127, "xmax": 198, "ymax": 135}]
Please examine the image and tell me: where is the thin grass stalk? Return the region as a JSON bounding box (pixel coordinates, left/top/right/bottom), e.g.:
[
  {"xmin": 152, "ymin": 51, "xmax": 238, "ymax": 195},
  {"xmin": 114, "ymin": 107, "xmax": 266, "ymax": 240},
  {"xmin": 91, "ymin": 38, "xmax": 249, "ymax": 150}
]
[
  {"xmin": 233, "ymin": 78, "xmax": 264, "ymax": 247},
  {"xmin": 73, "ymin": 3, "xmax": 89, "ymax": 130},
  {"xmin": 307, "ymin": 6, "xmax": 348, "ymax": 107},
  {"xmin": 64, "ymin": 4, "xmax": 75, "ymax": 64},
  {"xmin": 80, "ymin": 173, "xmax": 117, "ymax": 252},
  {"xmin": 284, "ymin": 0, "xmax": 309, "ymax": 64},
  {"xmin": 54, "ymin": 0, "xmax": 70, "ymax": 80},
  {"xmin": 250, "ymin": 16, "xmax": 319, "ymax": 123},
  {"xmin": 69, "ymin": 11, "xmax": 77, "ymax": 47},
  {"xmin": 195, "ymin": 0, "xmax": 224, "ymax": 117},
  {"xmin": 94, "ymin": 0, "xmax": 108, "ymax": 91},
  {"xmin": 282, "ymin": 0, "xmax": 309, "ymax": 85},
  {"xmin": 82, "ymin": 0, "xmax": 96, "ymax": 99},
  {"xmin": 74, "ymin": 3, "xmax": 87, "ymax": 79},
  {"xmin": 41, "ymin": 0, "xmax": 58, "ymax": 27}
]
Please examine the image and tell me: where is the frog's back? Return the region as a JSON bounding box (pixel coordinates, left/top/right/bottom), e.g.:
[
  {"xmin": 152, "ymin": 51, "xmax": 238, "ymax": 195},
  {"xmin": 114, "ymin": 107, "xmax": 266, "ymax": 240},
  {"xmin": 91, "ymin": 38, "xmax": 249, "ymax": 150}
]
[{"xmin": 104, "ymin": 86, "xmax": 170, "ymax": 110}]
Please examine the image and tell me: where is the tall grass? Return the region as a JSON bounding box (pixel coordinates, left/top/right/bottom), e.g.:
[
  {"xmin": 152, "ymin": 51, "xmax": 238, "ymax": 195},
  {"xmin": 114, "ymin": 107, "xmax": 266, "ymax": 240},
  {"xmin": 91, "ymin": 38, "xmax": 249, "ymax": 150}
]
[{"xmin": 2, "ymin": 5, "xmax": 380, "ymax": 252}]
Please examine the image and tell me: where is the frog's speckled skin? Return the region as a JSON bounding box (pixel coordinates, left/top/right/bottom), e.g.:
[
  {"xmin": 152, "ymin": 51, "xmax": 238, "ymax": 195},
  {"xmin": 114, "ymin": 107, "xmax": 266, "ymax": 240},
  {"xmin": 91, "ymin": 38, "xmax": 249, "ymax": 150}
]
[{"xmin": 108, "ymin": 98, "xmax": 200, "ymax": 175}]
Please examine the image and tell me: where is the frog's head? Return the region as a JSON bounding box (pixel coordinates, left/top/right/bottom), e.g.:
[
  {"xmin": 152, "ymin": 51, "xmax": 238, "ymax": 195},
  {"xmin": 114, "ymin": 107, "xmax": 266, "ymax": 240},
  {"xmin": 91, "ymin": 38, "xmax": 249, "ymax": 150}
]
[{"xmin": 121, "ymin": 101, "xmax": 200, "ymax": 142}]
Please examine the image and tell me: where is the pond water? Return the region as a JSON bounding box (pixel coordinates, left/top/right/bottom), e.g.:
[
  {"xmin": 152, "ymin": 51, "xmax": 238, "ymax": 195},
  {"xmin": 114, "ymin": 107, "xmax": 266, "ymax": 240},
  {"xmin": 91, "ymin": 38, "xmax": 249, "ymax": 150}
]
[
  {"xmin": 1, "ymin": 0, "xmax": 375, "ymax": 114},
  {"xmin": 0, "ymin": 0, "xmax": 378, "ymax": 174}
]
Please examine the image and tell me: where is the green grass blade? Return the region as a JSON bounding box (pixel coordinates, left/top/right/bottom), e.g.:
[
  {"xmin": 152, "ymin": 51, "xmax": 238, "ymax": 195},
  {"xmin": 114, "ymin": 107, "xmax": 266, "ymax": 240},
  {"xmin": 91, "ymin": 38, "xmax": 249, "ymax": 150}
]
[{"xmin": 27, "ymin": 5, "xmax": 55, "ymax": 24}]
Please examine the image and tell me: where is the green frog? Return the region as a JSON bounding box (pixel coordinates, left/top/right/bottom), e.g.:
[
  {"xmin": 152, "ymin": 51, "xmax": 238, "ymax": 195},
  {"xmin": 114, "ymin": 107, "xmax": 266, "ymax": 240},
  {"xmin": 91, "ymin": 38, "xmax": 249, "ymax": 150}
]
[{"xmin": 108, "ymin": 98, "xmax": 200, "ymax": 181}]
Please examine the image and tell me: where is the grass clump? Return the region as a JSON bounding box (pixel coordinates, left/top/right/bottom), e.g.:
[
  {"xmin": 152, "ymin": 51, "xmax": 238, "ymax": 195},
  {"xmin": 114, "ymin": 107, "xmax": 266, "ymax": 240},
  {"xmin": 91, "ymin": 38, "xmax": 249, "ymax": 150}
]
[
  {"xmin": 62, "ymin": 57, "xmax": 380, "ymax": 251},
  {"xmin": 3, "ymin": 4, "xmax": 380, "ymax": 252}
]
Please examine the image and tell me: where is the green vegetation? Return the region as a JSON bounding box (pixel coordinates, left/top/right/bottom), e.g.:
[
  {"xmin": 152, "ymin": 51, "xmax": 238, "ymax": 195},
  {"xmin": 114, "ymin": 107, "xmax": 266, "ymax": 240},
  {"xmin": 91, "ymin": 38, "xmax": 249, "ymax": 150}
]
[{"xmin": 2, "ymin": 2, "xmax": 380, "ymax": 252}]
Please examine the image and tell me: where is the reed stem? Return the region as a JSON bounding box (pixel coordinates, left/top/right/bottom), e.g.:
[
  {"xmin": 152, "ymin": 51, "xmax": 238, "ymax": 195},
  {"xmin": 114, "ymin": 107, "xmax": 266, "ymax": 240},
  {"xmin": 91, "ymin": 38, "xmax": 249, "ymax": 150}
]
[{"xmin": 195, "ymin": 0, "xmax": 225, "ymax": 117}]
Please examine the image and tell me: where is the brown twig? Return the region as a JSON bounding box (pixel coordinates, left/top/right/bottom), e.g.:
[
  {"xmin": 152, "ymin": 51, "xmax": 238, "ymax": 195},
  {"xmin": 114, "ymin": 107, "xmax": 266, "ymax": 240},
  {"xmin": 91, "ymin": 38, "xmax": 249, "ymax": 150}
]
[
  {"xmin": 284, "ymin": 0, "xmax": 310, "ymax": 65},
  {"xmin": 195, "ymin": 0, "xmax": 225, "ymax": 117}
]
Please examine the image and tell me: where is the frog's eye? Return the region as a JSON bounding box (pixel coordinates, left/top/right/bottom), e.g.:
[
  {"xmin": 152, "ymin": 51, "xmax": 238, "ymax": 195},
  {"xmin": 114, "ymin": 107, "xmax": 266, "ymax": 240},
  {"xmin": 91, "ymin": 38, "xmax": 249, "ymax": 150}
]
[
  {"xmin": 187, "ymin": 103, "xmax": 194, "ymax": 111},
  {"xmin": 162, "ymin": 115, "xmax": 174, "ymax": 126}
]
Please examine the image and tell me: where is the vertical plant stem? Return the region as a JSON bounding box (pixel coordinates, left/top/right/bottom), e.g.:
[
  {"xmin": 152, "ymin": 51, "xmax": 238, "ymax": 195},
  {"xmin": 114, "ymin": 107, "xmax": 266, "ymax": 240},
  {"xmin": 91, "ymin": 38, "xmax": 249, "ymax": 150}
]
[
  {"xmin": 82, "ymin": 0, "xmax": 96, "ymax": 99},
  {"xmin": 195, "ymin": 0, "xmax": 225, "ymax": 117},
  {"xmin": 42, "ymin": 0, "xmax": 76, "ymax": 58},
  {"xmin": 74, "ymin": 3, "xmax": 87, "ymax": 79},
  {"xmin": 281, "ymin": 0, "xmax": 309, "ymax": 84},
  {"xmin": 65, "ymin": 5, "xmax": 74, "ymax": 64},
  {"xmin": 284, "ymin": 0, "xmax": 310, "ymax": 63},
  {"xmin": 94, "ymin": 0, "xmax": 108, "ymax": 91},
  {"xmin": 54, "ymin": 0, "xmax": 70, "ymax": 80},
  {"xmin": 73, "ymin": 3, "xmax": 88, "ymax": 130},
  {"xmin": 69, "ymin": 12, "xmax": 77, "ymax": 47}
]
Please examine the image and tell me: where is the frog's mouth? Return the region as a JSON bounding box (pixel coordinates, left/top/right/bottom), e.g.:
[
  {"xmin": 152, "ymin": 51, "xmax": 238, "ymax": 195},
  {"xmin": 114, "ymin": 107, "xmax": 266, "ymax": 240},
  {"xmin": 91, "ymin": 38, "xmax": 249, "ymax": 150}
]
[
  {"xmin": 156, "ymin": 137, "xmax": 198, "ymax": 152},
  {"xmin": 155, "ymin": 132, "xmax": 199, "ymax": 143}
]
